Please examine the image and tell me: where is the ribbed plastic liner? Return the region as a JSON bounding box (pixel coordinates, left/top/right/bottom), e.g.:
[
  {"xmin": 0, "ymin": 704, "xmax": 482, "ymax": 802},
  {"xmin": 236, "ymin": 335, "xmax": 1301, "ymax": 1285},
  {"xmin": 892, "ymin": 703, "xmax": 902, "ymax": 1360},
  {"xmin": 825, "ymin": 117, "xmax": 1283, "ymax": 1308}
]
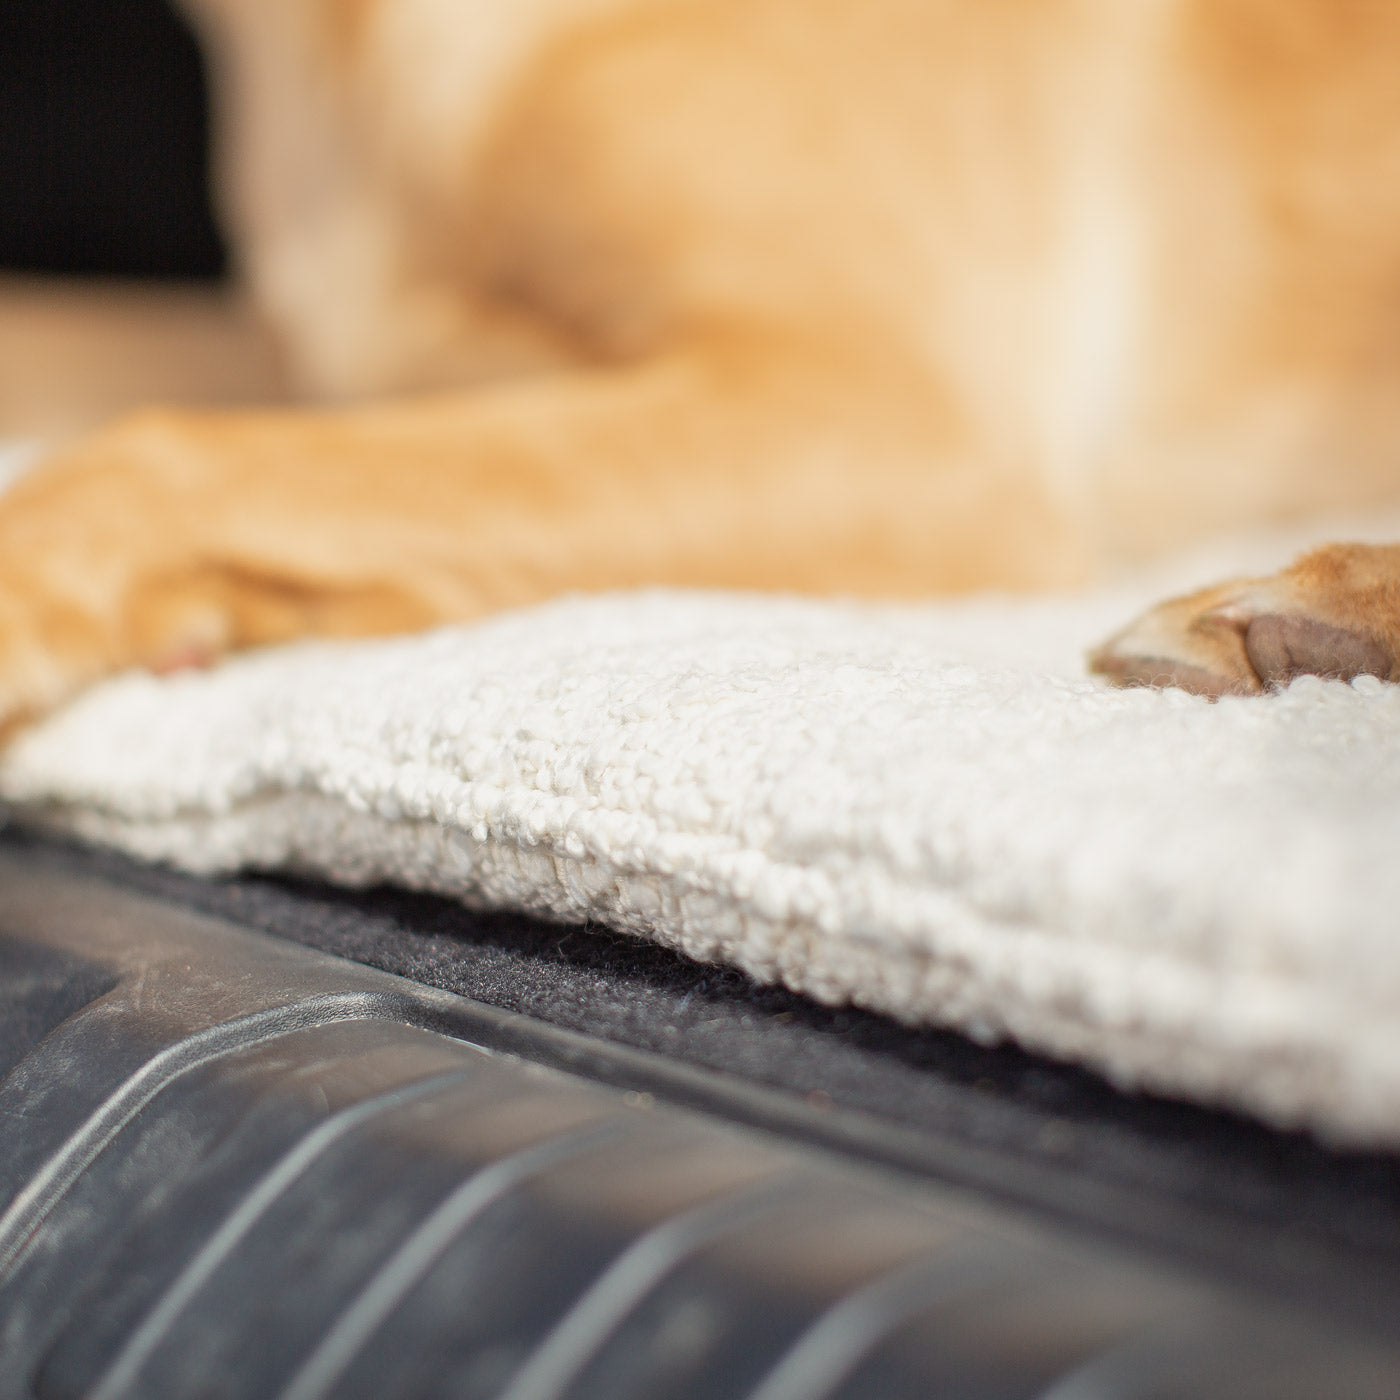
[{"xmin": 1, "ymin": 847, "xmax": 1396, "ymax": 1399}]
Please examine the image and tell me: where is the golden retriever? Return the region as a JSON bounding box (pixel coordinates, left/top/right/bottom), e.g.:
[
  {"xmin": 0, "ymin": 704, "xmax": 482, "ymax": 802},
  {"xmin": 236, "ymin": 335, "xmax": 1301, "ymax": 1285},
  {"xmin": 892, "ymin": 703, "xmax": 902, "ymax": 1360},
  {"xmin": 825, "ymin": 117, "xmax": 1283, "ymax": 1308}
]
[{"xmin": 5, "ymin": 0, "xmax": 1400, "ymax": 733}]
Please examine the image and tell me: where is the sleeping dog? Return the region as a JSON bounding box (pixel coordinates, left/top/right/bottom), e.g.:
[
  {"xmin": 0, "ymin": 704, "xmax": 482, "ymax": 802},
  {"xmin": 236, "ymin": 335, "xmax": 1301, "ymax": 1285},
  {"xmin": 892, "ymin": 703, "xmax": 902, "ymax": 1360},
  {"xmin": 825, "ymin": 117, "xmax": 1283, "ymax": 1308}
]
[{"xmin": 4, "ymin": 0, "xmax": 1400, "ymax": 733}]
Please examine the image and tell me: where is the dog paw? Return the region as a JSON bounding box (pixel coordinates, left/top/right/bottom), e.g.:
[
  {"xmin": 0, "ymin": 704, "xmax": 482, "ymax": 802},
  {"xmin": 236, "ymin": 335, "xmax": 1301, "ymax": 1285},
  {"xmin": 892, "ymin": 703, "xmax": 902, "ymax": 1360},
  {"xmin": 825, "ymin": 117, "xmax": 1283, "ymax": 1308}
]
[
  {"xmin": 0, "ymin": 576, "xmax": 111, "ymax": 743},
  {"xmin": 0, "ymin": 413, "xmax": 205, "ymax": 741},
  {"xmin": 1089, "ymin": 543, "xmax": 1400, "ymax": 698}
]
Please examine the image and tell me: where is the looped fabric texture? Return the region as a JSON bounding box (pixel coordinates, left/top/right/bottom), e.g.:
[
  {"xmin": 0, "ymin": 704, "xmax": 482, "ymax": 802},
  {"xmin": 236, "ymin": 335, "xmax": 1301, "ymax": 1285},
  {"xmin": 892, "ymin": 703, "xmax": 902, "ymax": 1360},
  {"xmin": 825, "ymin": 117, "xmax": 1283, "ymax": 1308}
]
[{"xmin": 5, "ymin": 521, "xmax": 1400, "ymax": 1144}]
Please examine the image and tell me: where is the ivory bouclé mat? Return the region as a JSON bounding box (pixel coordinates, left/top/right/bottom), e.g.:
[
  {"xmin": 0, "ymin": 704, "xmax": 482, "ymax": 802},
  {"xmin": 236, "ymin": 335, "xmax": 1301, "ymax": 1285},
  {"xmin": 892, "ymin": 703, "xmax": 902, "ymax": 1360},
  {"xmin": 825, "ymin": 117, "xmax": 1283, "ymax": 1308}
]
[{"xmin": 5, "ymin": 518, "xmax": 1400, "ymax": 1145}]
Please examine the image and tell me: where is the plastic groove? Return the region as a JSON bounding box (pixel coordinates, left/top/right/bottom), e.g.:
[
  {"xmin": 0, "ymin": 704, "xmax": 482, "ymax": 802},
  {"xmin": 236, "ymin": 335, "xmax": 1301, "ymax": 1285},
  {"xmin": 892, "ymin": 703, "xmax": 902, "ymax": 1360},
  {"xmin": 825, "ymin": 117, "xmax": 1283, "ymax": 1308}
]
[
  {"xmin": 1032, "ymin": 1349, "xmax": 1152, "ymax": 1400},
  {"xmin": 0, "ymin": 991, "xmax": 417, "ymax": 1281},
  {"xmin": 740, "ymin": 1245, "xmax": 1005, "ymax": 1400},
  {"xmin": 493, "ymin": 1175, "xmax": 799, "ymax": 1400},
  {"xmin": 1030, "ymin": 1319, "xmax": 1208, "ymax": 1400},
  {"xmin": 278, "ymin": 1120, "xmax": 626, "ymax": 1400},
  {"xmin": 87, "ymin": 1070, "xmax": 471, "ymax": 1400}
]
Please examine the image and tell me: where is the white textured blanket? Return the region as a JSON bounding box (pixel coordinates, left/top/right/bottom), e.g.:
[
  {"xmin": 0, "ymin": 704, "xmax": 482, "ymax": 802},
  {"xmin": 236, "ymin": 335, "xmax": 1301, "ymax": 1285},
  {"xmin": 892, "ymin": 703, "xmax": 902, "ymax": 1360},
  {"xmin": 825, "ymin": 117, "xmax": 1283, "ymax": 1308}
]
[{"xmin": 5, "ymin": 514, "xmax": 1400, "ymax": 1144}]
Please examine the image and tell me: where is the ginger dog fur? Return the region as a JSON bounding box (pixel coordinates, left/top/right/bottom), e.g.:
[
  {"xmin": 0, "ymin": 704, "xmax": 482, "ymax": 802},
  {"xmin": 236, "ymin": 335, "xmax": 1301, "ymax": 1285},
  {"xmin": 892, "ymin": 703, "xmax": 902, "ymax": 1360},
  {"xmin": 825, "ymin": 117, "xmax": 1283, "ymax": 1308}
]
[{"xmin": 5, "ymin": 0, "xmax": 1400, "ymax": 728}]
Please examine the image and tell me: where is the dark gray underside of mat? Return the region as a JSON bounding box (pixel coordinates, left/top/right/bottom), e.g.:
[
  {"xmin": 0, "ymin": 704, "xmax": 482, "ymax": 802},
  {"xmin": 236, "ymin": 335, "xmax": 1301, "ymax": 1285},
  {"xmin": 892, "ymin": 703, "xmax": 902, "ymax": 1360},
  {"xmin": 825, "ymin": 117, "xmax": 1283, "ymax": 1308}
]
[{"xmin": 3, "ymin": 832, "xmax": 1399, "ymax": 1398}]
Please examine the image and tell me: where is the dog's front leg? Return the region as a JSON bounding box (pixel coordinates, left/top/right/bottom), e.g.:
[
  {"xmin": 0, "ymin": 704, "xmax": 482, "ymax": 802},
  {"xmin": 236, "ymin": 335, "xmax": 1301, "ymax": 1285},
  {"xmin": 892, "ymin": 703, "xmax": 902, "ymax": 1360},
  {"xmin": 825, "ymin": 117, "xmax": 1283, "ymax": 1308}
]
[{"xmin": 0, "ymin": 333, "xmax": 1082, "ymax": 734}]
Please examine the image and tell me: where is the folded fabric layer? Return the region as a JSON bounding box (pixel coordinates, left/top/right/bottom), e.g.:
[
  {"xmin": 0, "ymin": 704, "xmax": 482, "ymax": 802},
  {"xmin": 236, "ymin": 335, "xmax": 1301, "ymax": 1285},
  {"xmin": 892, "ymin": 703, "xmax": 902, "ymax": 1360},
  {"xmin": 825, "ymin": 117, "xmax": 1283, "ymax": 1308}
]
[{"xmin": 5, "ymin": 566, "xmax": 1400, "ymax": 1143}]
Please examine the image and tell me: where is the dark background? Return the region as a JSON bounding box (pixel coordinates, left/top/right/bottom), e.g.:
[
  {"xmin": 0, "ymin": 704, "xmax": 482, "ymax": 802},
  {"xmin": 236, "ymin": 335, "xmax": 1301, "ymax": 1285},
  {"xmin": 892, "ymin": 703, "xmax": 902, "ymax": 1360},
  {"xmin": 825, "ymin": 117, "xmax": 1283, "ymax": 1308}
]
[{"xmin": 0, "ymin": 0, "xmax": 225, "ymax": 278}]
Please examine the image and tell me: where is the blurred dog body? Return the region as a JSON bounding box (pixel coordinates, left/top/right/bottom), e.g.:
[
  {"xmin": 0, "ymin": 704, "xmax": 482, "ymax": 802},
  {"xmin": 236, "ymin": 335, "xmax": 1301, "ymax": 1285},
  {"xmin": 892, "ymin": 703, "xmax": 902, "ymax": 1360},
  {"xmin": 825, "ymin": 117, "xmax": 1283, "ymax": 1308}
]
[{"xmin": 4, "ymin": 0, "xmax": 1400, "ymax": 724}]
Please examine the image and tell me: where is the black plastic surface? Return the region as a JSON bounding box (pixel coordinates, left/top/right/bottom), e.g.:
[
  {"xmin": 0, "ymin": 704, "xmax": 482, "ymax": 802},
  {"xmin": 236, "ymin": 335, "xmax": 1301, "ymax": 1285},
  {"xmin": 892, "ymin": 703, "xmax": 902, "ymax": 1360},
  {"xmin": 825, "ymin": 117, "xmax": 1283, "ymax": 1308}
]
[
  {"xmin": 2, "ymin": 847, "xmax": 1398, "ymax": 1398},
  {"xmin": 32, "ymin": 826, "xmax": 1400, "ymax": 1338}
]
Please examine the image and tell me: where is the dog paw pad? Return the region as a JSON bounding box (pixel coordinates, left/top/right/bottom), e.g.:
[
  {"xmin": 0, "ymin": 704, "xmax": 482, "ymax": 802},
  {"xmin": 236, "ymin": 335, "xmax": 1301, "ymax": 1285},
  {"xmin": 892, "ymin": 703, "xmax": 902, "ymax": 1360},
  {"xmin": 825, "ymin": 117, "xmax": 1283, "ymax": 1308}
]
[{"xmin": 1242, "ymin": 614, "xmax": 1391, "ymax": 687}]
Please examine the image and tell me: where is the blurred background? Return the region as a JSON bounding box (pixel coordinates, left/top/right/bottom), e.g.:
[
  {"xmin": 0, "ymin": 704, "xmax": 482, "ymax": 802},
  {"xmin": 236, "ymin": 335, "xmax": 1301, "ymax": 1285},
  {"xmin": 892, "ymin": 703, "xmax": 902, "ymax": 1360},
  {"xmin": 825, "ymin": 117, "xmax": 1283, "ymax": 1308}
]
[{"xmin": 0, "ymin": 0, "xmax": 284, "ymax": 441}]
